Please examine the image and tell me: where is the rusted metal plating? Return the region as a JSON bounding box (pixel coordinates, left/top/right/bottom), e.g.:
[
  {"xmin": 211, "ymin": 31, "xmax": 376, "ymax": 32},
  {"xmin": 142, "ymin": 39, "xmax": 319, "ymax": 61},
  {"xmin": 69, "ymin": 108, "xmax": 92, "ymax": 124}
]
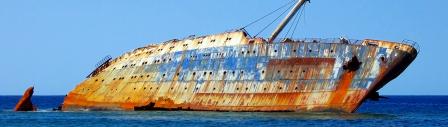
[{"xmin": 62, "ymin": 31, "xmax": 418, "ymax": 112}]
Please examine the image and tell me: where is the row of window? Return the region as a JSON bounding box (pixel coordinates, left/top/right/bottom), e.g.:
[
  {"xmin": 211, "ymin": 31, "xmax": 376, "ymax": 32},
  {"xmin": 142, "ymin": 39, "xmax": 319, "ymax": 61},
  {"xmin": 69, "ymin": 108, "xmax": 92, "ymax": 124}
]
[
  {"xmin": 152, "ymin": 44, "xmax": 326, "ymax": 57},
  {"xmin": 152, "ymin": 58, "xmax": 172, "ymax": 64},
  {"xmin": 127, "ymin": 86, "xmax": 299, "ymax": 91},
  {"xmin": 86, "ymin": 84, "xmax": 316, "ymax": 94},
  {"xmin": 119, "ymin": 47, "xmax": 335, "ymax": 69},
  {"xmin": 86, "ymin": 78, "xmax": 341, "ymax": 91},
  {"xmin": 129, "ymin": 39, "xmax": 347, "ymax": 65},
  {"xmin": 136, "ymin": 38, "xmax": 234, "ymax": 56},
  {"xmin": 103, "ymin": 68, "xmax": 313, "ymax": 82}
]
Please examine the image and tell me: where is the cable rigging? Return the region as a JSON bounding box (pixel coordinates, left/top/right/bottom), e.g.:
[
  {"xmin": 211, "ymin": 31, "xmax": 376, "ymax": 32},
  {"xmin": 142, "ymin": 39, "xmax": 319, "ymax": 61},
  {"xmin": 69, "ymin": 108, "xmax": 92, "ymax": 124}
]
[
  {"xmin": 240, "ymin": 0, "xmax": 308, "ymax": 40},
  {"xmin": 241, "ymin": 0, "xmax": 296, "ymax": 29}
]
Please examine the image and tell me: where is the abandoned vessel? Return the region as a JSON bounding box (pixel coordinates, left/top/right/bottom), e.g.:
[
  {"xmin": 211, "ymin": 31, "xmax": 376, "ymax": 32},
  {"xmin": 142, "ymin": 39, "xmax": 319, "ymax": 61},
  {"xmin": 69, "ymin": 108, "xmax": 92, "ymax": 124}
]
[{"xmin": 62, "ymin": 0, "xmax": 418, "ymax": 112}]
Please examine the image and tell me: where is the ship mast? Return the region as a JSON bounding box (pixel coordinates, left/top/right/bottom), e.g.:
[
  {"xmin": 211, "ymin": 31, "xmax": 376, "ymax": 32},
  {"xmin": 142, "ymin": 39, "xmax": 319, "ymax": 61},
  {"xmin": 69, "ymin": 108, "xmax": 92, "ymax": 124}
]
[{"xmin": 268, "ymin": 0, "xmax": 309, "ymax": 43}]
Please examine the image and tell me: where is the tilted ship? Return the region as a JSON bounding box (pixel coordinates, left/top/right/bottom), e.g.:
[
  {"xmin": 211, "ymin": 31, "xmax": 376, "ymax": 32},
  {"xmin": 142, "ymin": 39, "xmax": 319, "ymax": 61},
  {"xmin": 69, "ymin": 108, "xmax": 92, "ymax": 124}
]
[{"xmin": 62, "ymin": 0, "xmax": 418, "ymax": 112}]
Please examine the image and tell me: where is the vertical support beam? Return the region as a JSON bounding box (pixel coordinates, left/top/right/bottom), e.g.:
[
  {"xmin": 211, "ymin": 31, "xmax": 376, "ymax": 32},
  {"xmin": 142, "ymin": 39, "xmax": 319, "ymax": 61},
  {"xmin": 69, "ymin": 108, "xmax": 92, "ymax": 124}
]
[{"xmin": 268, "ymin": 0, "xmax": 309, "ymax": 43}]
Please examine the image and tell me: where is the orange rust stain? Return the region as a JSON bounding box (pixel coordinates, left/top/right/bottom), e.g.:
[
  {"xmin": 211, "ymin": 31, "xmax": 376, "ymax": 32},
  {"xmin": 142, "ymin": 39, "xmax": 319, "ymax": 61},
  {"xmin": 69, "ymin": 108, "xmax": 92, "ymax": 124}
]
[
  {"xmin": 266, "ymin": 58, "xmax": 336, "ymax": 80},
  {"xmin": 328, "ymin": 71, "xmax": 356, "ymax": 111},
  {"xmin": 268, "ymin": 58, "xmax": 335, "ymax": 66},
  {"xmin": 64, "ymin": 88, "xmax": 368, "ymax": 112},
  {"xmin": 154, "ymin": 97, "xmax": 177, "ymax": 108}
]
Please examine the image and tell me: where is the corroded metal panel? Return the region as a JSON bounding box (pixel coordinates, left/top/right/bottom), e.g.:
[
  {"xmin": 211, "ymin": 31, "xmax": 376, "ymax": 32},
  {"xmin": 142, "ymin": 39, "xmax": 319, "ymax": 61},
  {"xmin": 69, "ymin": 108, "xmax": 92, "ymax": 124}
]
[{"xmin": 62, "ymin": 31, "xmax": 418, "ymax": 113}]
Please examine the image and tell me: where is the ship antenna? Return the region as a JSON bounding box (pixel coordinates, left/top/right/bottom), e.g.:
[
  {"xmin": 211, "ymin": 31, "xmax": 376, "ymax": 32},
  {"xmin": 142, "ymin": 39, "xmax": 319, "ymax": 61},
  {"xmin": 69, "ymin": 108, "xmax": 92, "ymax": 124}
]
[{"xmin": 268, "ymin": 0, "xmax": 310, "ymax": 43}]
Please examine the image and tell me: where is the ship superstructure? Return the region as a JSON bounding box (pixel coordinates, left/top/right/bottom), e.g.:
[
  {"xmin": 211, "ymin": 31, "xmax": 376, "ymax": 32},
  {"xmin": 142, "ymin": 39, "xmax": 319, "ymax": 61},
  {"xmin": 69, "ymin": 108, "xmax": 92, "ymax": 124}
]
[{"xmin": 62, "ymin": 0, "xmax": 418, "ymax": 112}]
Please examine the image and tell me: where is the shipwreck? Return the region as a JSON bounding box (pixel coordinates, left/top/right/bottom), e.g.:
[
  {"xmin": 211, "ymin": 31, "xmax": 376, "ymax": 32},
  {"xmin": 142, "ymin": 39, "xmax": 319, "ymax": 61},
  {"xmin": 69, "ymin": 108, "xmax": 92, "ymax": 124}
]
[{"xmin": 62, "ymin": 0, "xmax": 418, "ymax": 112}]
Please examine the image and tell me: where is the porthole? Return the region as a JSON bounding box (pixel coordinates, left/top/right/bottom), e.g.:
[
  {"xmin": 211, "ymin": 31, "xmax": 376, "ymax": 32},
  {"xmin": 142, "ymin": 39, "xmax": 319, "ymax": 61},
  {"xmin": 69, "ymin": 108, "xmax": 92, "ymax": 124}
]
[
  {"xmin": 223, "ymin": 71, "xmax": 227, "ymax": 75},
  {"xmin": 274, "ymin": 50, "xmax": 278, "ymax": 53},
  {"xmin": 380, "ymin": 56, "xmax": 386, "ymax": 62},
  {"xmin": 193, "ymin": 72, "xmax": 196, "ymax": 75}
]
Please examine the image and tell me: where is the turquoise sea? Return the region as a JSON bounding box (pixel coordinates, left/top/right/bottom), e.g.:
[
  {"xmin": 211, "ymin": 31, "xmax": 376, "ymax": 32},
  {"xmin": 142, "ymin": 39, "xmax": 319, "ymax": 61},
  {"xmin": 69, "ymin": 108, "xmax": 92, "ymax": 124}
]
[{"xmin": 1, "ymin": 96, "xmax": 447, "ymax": 126}]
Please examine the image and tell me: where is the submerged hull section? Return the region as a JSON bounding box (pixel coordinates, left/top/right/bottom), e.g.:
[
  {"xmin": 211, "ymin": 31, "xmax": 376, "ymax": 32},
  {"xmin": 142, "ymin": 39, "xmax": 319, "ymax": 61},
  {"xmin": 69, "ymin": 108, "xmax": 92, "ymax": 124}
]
[{"xmin": 62, "ymin": 31, "xmax": 417, "ymax": 112}]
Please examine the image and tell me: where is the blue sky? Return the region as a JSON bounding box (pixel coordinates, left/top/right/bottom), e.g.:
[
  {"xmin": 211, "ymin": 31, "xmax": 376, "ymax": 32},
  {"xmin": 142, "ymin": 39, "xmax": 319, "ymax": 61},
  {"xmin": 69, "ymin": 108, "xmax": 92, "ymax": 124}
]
[{"xmin": 0, "ymin": 0, "xmax": 446, "ymax": 95}]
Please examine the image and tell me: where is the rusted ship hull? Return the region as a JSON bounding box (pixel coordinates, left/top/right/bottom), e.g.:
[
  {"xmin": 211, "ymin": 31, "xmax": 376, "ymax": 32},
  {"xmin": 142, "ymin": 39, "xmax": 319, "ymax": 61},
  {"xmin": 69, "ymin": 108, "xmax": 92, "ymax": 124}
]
[{"xmin": 62, "ymin": 31, "xmax": 417, "ymax": 112}]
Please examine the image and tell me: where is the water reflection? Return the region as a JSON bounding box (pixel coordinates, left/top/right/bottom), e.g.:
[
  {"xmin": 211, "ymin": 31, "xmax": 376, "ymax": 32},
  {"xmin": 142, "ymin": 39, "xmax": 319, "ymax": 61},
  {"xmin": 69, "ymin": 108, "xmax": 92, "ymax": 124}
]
[{"xmin": 88, "ymin": 111, "xmax": 396, "ymax": 121}]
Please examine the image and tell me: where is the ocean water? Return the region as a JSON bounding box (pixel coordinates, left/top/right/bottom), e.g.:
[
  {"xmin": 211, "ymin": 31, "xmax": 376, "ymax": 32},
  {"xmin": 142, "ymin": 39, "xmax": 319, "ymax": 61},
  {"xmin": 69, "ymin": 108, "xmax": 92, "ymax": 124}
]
[{"xmin": 0, "ymin": 96, "xmax": 447, "ymax": 127}]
